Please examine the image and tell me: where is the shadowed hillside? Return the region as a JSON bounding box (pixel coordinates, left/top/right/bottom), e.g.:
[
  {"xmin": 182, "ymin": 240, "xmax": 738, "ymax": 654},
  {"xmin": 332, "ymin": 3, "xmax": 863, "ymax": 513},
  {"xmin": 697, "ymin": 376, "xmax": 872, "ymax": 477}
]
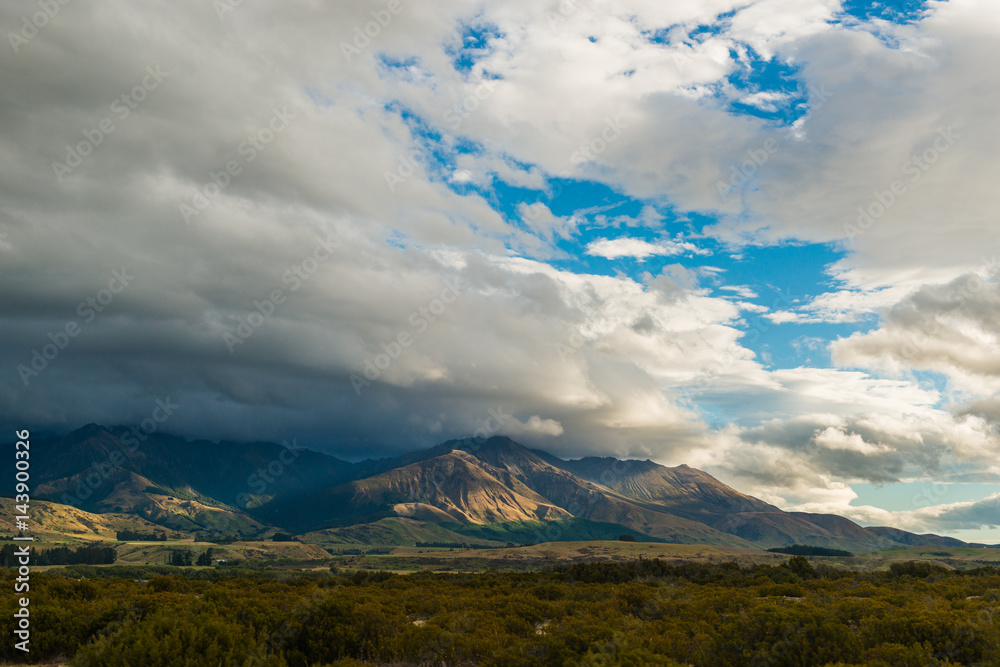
[{"xmin": 3, "ymin": 429, "xmax": 985, "ymax": 553}]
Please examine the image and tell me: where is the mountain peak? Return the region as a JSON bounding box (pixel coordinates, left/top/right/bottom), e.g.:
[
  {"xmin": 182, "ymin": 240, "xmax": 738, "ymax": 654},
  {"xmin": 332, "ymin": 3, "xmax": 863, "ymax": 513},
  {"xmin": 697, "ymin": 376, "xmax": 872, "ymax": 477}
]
[
  {"xmin": 450, "ymin": 434, "xmax": 519, "ymax": 447},
  {"xmin": 446, "ymin": 435, "xmax": 526, "ymax": 457},
  {"xmin": 67, "ymin": 423, "xmax": 112, "ymax": 439},
  {"xmin": 16, "ymin": 427, "xmax": 980, "ymax": 552}
]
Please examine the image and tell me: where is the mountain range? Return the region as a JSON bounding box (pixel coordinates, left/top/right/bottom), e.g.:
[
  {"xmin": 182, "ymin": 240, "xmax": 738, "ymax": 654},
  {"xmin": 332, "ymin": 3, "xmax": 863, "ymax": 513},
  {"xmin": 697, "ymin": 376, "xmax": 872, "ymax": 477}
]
[{"xmin": 4, "ymin": 425, "xmax": 991, "ymax": 552}]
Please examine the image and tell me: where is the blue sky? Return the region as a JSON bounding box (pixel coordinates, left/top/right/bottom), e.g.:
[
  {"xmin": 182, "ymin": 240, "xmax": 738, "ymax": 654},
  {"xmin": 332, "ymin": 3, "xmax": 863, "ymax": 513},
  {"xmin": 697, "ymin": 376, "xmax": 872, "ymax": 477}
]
[
  {"xmin": 399, "ymin": 11, "xmax": 901, "ymax": 382},
  {"xmin": 372, "ymin": 0, "xmax": 996, "ymax": 537},
  {"xmin": 2, "ymin": 0, "xmax": 998, "ymax": 540},
  {"xmin": 418, "ymin": 10, "xmax": 885, "ymax": 374}
]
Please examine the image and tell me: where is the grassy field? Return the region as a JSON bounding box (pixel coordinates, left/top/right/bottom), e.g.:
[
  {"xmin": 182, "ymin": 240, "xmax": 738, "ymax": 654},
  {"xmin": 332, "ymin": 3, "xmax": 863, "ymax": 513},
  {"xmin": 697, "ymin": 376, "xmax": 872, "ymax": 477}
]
[
  {"xmin": 0, "ymin": 497, "xmax": 174, "ymax": 544},
  {"xmin": 13, "ymin": 530, "xmax": 1000, "ymax": 572},
  {"xmin": 318, "ymin": 540, "xmax": 1000, "ymax": 573},
  {"xmin": 6, "ymin": 496, "xmax": 1000, "ymax": 573},
  {"xmin": 113, "ymin": 538, "xmax": 332, "ymax": 564},
  {"xmin": 864, "ymin": 545, "xmax": 1000, "ymax": 570}
]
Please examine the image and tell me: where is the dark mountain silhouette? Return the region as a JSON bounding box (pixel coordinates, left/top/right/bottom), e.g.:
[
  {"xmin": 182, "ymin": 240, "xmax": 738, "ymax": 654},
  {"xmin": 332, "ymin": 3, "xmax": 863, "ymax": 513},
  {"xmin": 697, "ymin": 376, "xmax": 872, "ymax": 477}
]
[{"xmin": 3, "ymin": 428, "xmax": 986, "ymax": 552}]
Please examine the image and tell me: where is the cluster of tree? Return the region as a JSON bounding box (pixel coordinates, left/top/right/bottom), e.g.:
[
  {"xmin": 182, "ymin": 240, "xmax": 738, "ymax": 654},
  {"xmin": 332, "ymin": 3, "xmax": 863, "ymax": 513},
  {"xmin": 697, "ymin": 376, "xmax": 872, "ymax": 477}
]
[
  {"xmin": 327, "ymin": 547, "xmax": 365, "ymax": 555},
  {"xmin": 2, "ymin": 558, "xmax": 999, "ymax": 665},
  {"xmin": 270, "ymin": 533, "xmax": 298, "ymax": 542},
  {"xmin": 167, "ymin": 548, "xmax": 219, "ymax": 567},
  {"xmin": 767, "ymin": 544, "xmax": 853, "ymax": 557},
  {"xmin": 168, "ymin": 549, "xmax": 193, "ymax": 566},
  {"xmin": 887, "ymin": 560, "xmax": 951, "ymax": 578},
  {"xmin": 413, "ymin": 542, "xmax": 526, "ymax": 550},
  {"xmin": 116, "ymin": 529, "xmax": 168, "ymax": 541},
  {"xmin": 326, "ymin": 547, "xmax": 393, "ymax": 555},
  {"xmin": 0, "ymin": 543, "xmax": 116, "ymax": 566}
]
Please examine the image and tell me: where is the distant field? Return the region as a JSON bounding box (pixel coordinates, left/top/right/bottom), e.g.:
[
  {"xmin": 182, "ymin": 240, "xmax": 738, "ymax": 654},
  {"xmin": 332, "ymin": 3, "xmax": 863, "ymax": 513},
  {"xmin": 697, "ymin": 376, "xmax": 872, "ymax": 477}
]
[
  {"xmin": 13, "ymin": 533, "xmax": 1000, "ymax": 572},
  {"xmin": 113, "ymin": 539, "xmax": 331, "ymax": 564},
  {"xmin": 7, "ymin": 497, "xmax": 1000, "ymax": 574},
  {"xmin": 322, "ymin": 541, "xmax": 784, "ymax": 573},
  {"xmin": 318, "ymin": 540, "xmax": 1000, "ymax": 573},
  {"xmin": 864, "ymin": 545, "xmax": 1000, "ymax": 570}
]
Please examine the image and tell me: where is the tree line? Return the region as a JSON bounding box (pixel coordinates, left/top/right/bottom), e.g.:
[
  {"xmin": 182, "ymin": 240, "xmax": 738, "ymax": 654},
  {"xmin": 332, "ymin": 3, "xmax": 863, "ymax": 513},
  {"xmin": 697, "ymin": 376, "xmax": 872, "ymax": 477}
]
[
  {"xmin": 168, "ymin": 547, "xmax": 217, "ymax": 566},
  {"xmin": 0, "ymin": 543, "xmax": 116, "ymax": 566},
  {"xmin": 116, "ymin": 529, "xmax": 168, "ymax": 541},
  {"xmin": 767, "ymin": 544, "xmax": 853, "ymax": 557}
]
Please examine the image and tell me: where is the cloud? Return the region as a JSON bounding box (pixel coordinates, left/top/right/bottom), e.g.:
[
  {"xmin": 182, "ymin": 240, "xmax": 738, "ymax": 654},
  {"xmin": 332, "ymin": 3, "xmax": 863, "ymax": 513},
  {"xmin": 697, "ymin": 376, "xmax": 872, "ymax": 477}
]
[
  {"xmin": 0, "ymin": 0, "xmax": 997, "ymax": 544},
  {"xmin": 739, "ymin": 90, "xmax": 793, "ymax": 112},
  {"xmin": 766, "ymin": 284, "xmax": 917, "ymax": 324},
  {"xmin": 501, "ymin": 414, "xmax": 565, "ymax": 438},
  {"xmin": 832, "ymin": 269, "xmax": 1000, "ymax": 397},
  {"xmin": 685, "ymin": 363, "xmax": 1000, "ymax": 511},
  {"xmin": 787, "ymin": 491, "xmax": 1000, "ymax": 538},
  {"xmin": 719, "ymin": 285, "xmax": 759, "ymax": 299},
  {"xmin": 585, "ymin": 237, "xmax": 709, "ymax": 260},
  {"xmin": 926, "ymin": 494, "xmax": 1000, "ymax": 529}
]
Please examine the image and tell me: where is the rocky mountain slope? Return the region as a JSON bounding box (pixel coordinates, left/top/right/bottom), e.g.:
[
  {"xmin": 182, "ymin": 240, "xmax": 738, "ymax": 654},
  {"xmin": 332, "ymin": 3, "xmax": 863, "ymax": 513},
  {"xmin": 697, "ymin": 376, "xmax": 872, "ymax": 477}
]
[{"xmin": 3, "ymin": 426, "xmax": 985, "ymax": 552}]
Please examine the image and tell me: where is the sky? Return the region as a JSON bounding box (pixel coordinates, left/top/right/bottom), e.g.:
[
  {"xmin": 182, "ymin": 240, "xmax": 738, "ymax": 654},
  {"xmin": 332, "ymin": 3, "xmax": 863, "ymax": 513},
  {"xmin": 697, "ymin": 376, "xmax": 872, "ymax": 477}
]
[{"xmin": 1, "ymin": 0, "xmax": 999, "ymax": 540}]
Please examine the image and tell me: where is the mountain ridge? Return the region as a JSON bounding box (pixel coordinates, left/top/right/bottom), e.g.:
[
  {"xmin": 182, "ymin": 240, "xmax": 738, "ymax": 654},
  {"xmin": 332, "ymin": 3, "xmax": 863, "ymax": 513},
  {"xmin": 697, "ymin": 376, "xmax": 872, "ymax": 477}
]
[{"xmin": 3, "ymin": 428, "xmax": 988, "ymax": 552}]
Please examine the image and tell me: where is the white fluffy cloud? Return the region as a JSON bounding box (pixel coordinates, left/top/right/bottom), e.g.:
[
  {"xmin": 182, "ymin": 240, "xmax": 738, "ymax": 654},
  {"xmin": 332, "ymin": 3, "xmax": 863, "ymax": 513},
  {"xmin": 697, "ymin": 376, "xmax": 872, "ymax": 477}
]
[
  {"xmin": 832, "ymin": 269, "xmax": 1000, "ymax": 397},
  {"xmin": 1, "ymin": 0, "xmax": 999, "ymax": 539},
  {"xmin": 585, "ymin": 237, "xmax": 708, "ymax": 260}
]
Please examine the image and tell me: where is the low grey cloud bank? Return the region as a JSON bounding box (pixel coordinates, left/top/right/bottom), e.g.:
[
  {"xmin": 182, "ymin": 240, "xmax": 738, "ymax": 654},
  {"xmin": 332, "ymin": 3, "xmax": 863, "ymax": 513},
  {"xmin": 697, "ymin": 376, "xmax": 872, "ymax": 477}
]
[{"xmin": 1, "ymin": 0, "xmax": 998, "ymax": 538}]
